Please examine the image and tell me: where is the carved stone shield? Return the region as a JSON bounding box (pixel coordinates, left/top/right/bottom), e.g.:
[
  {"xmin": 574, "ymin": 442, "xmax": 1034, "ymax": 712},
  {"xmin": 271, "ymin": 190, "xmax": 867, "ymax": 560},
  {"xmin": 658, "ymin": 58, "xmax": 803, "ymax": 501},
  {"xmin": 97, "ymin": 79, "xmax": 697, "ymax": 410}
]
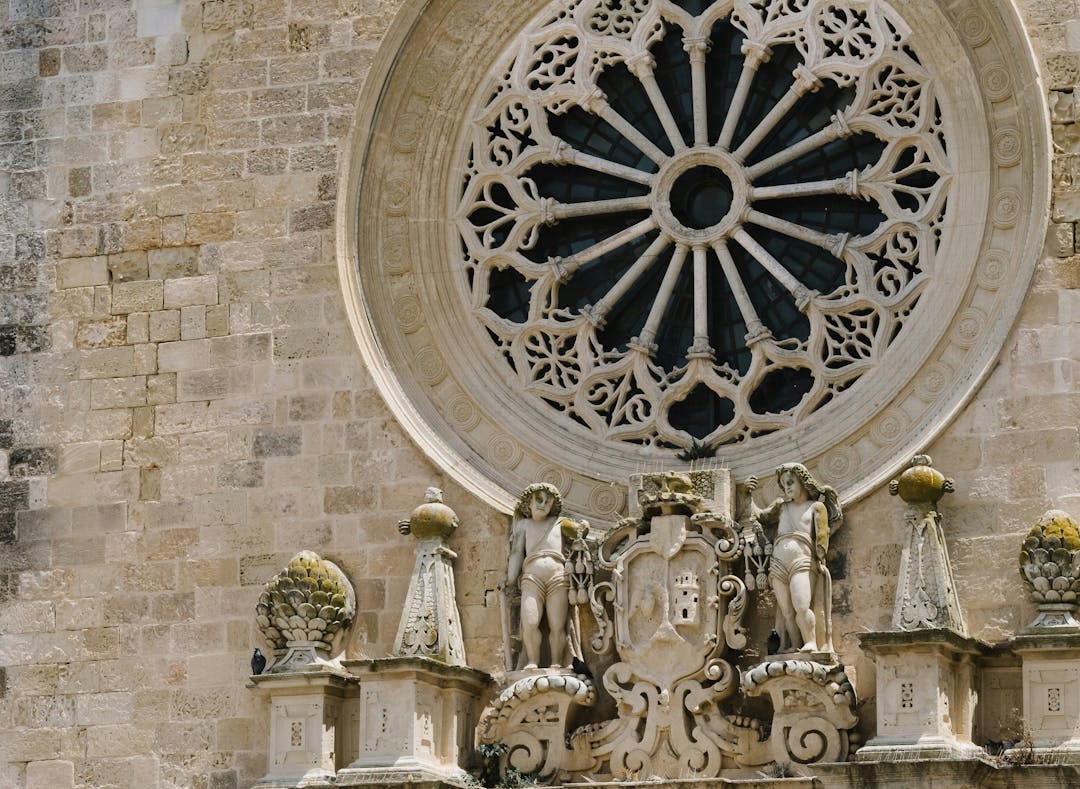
[{"xmin": 615, "ymin": 514, "xmax": 722, "ymax": 689}]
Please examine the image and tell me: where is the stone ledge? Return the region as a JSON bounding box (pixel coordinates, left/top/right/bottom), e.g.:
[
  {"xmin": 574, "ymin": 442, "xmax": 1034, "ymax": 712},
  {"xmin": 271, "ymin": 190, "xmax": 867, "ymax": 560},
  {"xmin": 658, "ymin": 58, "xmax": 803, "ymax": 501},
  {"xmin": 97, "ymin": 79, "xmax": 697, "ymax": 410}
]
[
  {"xmin": 342, "ymin": 656, "xmax": 493, "ymax": 687},
  {"xmin": 563, "ymin": 778, "xmax": 815, "ymax": 788},
  {"xmin": 246, "ymin": 667, "xmax": 352, "ymax": 692},
  {"xmin": 1010, "ymin": 630, "xmax": 1080, "ymax": 652},
  {"xmin": 858, "ymin": 628, "xmax": 992, "ymax": 656},
  {"xmin": 817, "ymin": 760, "xmax": 1080, "ymax": 788},
  {"xmin": 251, "ymin": 764, "xmax": 1080, "ymax": 789}
]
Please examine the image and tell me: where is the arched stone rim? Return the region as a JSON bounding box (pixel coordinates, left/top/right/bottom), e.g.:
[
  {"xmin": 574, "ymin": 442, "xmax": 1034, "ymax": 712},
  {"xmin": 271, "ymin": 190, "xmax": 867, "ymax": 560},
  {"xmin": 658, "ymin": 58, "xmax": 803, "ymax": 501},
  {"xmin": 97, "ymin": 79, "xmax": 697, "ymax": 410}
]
[{"xmin": 337, "ymin": 0, "xmax": 1051, "ymax": 524}]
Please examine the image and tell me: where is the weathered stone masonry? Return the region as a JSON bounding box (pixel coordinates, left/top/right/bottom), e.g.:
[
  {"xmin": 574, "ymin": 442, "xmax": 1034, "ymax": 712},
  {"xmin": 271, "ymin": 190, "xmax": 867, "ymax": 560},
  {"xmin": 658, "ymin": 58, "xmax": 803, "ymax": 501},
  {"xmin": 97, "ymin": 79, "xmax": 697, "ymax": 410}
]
[{"xmin": 1, "ymin": 0, "xmax": 1080, "ymax": 787}]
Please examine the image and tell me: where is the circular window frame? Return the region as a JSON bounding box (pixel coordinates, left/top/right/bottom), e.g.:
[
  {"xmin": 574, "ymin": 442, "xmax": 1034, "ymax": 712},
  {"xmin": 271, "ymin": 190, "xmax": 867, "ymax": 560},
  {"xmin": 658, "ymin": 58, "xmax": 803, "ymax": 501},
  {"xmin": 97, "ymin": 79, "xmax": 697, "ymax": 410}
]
[{"xmin": 338, "ymin": 0, "xmax": 1051, "ymax": 524}]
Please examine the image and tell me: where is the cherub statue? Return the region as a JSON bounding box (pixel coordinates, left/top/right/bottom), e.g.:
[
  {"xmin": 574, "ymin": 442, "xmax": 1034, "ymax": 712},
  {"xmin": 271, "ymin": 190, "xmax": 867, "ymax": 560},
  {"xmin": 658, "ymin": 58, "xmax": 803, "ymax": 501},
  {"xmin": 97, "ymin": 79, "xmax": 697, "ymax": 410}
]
[
  {"xmin": 753, "ymin": 464, "xmax": 843, "ymax": 653},
  {"xmin": 505, "ymin": 483, "xmax": 588, "ymax": 669}
]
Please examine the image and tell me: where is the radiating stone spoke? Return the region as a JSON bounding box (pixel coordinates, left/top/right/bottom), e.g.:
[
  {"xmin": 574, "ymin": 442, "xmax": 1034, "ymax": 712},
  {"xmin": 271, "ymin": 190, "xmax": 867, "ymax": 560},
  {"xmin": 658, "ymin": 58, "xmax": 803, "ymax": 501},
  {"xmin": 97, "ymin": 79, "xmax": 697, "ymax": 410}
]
[
  {"xmin": 689, "ymin": 244, "xmax": 712, "ymax": 355},
  {"xmin": 749, "ymin": 172, "xmax": 861, "ymax": 201},
  {"xmin": 559, "ymin": 216, "xmax": 660, "ymax": 278},
  {"xmin": 586, "ymin": 233, "xmax": 672, "ymax": 326},
  {"xmin": 743, "ymin": 209, "xmax": 849, "ymax": 257},
  {"xmin": 745, "ymin": 116, "xmax": 849, "ymax": 180},
  {"xmin": 548, "ymin": 143, "xmax": 655, "ymax": 186},
  {"xmin": 711, "ymin": 240, "xmax": 772, "ymax": 343},
  {"xmin": 732, "ymin": 227, "xmax": 815, "ymax": 309},
  {"xmin": 733, "ymin": 67, "xmax": 822, "ymax": 162},
  {"xmin": 684, "ymin": 38, "xmax": 710, "ymax": 146},
  {"xmin": 636, "ymin": 243, "xmax": 689, "ymax": 349},
  {"xmin": 629, "ymin": 55, "xmax": 688, "ymax": 153},
  {"xmin": 552, "ymin": 195, "xmax": 653, "ymax": 221},
  {"xmin": 716, "ymin": 45, "xmax": 767, "ymax": 150},
  {"xmin": 585, "ymin": 94, "xmax": 670, "ymax": 166}
]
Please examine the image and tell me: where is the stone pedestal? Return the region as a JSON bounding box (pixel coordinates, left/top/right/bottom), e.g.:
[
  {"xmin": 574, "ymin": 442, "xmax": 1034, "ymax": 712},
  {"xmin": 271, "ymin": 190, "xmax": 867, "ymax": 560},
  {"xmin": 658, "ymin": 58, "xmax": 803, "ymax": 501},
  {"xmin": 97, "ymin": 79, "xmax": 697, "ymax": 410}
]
[
  {"xmin": 1010, "ymin": 632, "xmax": 1080, "ymax": 763},
  {"xmin": 336, "ymin": 657, "xmax": 490, "ymax": 785},
  {"xmin": 248, "ymin": 669, "xmax": 354, "ymax": 788},
  {"xmin": 857, "ymin": 629, "xmax": 988, "ymax": 761}
]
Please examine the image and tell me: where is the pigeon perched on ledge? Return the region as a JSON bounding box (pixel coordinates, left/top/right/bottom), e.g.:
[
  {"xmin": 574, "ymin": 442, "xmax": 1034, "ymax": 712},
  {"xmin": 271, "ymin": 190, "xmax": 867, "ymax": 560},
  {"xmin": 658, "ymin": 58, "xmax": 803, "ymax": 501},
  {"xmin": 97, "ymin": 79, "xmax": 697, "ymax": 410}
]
[
  {"xmin": 572, "ymin": 655, "xmax": 592, "ymax": 678},
  {"xmin": 251, "ymin": 648, "xmax": 267, "ymax": 675}
]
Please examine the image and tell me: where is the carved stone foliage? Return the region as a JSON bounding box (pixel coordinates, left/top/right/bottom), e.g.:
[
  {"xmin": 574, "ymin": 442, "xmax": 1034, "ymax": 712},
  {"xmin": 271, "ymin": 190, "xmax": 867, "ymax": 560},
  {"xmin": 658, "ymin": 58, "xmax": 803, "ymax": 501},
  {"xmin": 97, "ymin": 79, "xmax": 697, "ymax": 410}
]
[
  {"xmin": 1020, "ymin": 510, "xmax": 1080, "ymax": 631},
  {"xmin": 256, "ymin": 551, "xmax": 356, "ymax": 673},
  {"xmin": 341, "ymin": 0, "xmax": 1050, "ymax": 524},
  {"xmin": 480, "ymin": 469, "xmax": 858, "ymax": 781}
]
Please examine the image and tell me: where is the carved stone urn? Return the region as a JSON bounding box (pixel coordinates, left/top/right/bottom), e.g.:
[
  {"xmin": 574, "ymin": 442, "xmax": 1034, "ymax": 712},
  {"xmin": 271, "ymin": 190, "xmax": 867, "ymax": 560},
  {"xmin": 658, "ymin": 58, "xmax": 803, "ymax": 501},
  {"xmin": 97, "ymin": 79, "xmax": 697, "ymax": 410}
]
[
  {"xmin": 256, "ymin": 550, "xmax": 356, "ymax": 672},
  {"xmin": 1020, "ymin": 510, "xmax": 1080, "ymax": 630}
]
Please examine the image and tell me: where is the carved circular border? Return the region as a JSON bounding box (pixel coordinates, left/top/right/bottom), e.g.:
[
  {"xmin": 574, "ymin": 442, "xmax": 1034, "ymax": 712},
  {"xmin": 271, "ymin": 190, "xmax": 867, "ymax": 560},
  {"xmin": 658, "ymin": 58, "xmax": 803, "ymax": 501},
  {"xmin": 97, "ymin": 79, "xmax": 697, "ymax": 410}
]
[{"xmin": 338, "ymin": 0, "xmax": 1050, "ymax": 523}]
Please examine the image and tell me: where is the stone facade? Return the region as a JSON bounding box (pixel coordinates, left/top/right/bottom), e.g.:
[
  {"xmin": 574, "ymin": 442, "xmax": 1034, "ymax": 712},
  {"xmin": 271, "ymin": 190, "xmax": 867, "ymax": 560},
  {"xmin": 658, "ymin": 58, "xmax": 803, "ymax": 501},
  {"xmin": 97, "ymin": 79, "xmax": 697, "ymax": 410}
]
[{"xmin": 0, "ymin": 0, "xmax": 1078, "ymax": 788}]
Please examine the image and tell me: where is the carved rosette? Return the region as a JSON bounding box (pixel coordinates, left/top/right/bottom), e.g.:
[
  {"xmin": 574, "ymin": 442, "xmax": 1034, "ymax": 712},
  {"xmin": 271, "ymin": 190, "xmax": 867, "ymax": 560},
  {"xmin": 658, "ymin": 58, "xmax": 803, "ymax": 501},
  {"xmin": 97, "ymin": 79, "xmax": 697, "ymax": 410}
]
[
  {"xmin": 457, "ymin": 0, "xmax": 956, "ymax": 454},
  {"xmin": 256, "ymin": 551, "xmax": 356, "ymax": 673},
  {"xmin": 1019, "ymin": 510, "xmax": 1080, "ymax": 630}
]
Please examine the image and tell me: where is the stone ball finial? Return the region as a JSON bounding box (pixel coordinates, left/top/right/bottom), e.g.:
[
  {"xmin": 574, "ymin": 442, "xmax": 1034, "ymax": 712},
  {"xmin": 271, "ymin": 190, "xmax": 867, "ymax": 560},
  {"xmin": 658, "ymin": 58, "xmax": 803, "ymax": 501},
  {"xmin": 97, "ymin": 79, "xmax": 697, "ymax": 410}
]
[
  {"xmin": 406, "ymin": 486, "xmax": 459, "ymax": 539},
  {"xmin": 889, "ymin": 454, "xmax": 954, "ymax": 504},
  {"xmin": 1019, "ymin": 510, "xmax": 1080, "ymax": 630},
  {"xmin": 255, "ymin": 551, "xmax": 356, "ymax": 671}
]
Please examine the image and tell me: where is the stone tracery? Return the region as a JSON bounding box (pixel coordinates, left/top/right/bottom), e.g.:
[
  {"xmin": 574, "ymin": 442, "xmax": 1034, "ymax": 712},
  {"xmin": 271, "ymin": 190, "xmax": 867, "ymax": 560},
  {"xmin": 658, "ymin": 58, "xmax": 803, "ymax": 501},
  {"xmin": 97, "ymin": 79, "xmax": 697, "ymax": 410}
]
[
  {"xmin": 343, "ymin": 0, "xmax": 1049, "ymax": 521},
  {"xmin": 456, "ymin": 0, "xmax": 948, "ymax": 449}
]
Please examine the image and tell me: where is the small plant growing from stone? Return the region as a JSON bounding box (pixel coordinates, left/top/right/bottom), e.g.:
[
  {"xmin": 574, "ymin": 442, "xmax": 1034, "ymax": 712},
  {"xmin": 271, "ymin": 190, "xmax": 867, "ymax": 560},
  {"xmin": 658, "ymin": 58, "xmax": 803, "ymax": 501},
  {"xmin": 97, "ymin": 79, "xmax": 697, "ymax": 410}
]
[
  {"xmin": 476, "ymin": 742, "xmax": 510, "ymax": 788},
  {"xmin": 757, "ymin": 762, "xmax": 796, "ymax": 779},
  {"xmin": 984, "ymin": 708, "xmax": 1054, "ymax": 767},
  {"xmin": 473, "ymin": 742, "xmax": 538, "ymax": 789},
  {"xmin": 676, "ymin": 439, "xmax": 718, "ymax": 461}
]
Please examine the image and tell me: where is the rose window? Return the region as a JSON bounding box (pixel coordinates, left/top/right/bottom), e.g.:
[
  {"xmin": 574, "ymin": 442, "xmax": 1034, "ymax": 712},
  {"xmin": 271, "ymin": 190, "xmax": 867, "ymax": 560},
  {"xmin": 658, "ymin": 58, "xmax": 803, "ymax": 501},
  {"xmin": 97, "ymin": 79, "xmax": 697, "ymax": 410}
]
[
  {"xmin": 343, "ymin": 0, "xmax": 1048, "ymax": 520},
  {"xmin": 456, "ymin": 0, "xmax": 949, "ymax": 449}
]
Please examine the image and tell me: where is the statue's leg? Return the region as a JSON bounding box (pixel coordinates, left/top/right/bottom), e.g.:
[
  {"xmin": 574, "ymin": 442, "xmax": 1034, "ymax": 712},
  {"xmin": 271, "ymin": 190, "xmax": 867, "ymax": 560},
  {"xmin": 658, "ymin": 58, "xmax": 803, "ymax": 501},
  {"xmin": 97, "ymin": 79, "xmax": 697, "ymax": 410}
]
[
  {"xmin": 520, "ymin": 585, "xmax": 543, "ymax": 668},
  {"xmin": 770, "ymin": 575, "xmax": 798, "ymax": 652},
  {"xmin": 789, "ymin": 570, "xmax": 817, "ymax": 651},
  {"xmin": 546, "ymin": 585, "xmax": 569, "ymax": 668}
]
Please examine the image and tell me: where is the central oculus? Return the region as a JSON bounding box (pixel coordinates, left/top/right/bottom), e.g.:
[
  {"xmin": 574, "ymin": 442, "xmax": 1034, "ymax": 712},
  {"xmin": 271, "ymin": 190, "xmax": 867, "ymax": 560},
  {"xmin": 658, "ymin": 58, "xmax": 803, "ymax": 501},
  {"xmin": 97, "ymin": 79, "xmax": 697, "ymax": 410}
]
[
  {"xmin": 670, "ymin": 165, "xmax": 734, "ymax": 229},
  {"xmin": 654, "ymin": 149, "xmax": 748, "ymax": 242}
]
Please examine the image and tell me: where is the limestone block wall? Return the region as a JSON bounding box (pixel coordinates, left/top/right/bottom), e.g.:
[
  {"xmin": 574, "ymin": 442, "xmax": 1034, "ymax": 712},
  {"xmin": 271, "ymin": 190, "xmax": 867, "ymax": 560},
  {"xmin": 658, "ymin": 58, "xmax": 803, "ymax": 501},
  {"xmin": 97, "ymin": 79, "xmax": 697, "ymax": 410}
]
[{"xmin": 0, "ymin": 0, "xmax": 1076, "ymax": 787}]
